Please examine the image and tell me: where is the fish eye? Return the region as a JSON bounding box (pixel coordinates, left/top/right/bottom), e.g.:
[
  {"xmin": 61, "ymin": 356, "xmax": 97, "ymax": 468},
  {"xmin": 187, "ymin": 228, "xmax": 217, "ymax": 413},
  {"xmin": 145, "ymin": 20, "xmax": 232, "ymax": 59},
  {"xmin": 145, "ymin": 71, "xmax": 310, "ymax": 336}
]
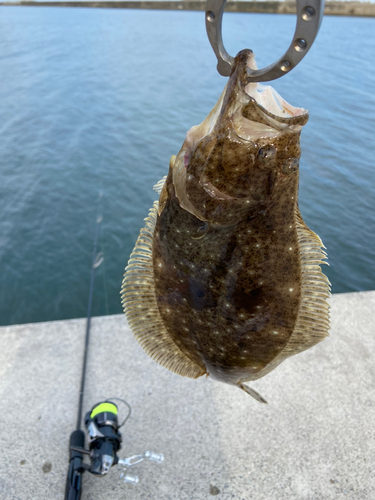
[
  {"xmin": 256, "ymin": 146, "xmax": 276, "ymax": 168},
  {"xmin": 258, "ymin": 147, "xmax": 274, "ymax": 158},
  {"xmin": 281, "ymin": 158, "xmax": 299, "ymax": 175}
]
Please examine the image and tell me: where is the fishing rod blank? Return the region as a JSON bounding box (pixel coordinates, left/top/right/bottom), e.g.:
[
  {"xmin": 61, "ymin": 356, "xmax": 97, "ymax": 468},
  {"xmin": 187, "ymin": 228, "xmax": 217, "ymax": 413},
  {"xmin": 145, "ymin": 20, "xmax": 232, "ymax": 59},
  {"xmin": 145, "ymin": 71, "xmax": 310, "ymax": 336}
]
[
  {"xmin": 65, "ymin": 213, "xmax": 104, "ymax": 500},
  {"xmin": 64, "ymin": 212, "xmax": 164, "ymax": 500}
]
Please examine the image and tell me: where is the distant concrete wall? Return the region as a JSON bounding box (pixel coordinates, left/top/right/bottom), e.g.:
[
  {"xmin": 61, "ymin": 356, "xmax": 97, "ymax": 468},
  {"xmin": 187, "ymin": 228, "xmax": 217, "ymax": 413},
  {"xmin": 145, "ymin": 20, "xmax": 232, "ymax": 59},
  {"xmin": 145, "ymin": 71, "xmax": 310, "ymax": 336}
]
[{"xmin": 1, "ymin": 1, "xmax": 375, "ymax": 18}]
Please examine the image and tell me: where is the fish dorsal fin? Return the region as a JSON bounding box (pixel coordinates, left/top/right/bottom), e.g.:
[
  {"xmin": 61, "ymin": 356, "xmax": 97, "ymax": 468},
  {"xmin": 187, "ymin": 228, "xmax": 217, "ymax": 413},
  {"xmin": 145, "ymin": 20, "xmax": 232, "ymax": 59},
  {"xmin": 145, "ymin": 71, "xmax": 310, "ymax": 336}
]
[
  {"xmin": 153, "ymin": 175, "xmax": 168, "ymax": 195},
  {"xmin": 121, "ymin": 201, "xmax": 205, "ymax": 379}
]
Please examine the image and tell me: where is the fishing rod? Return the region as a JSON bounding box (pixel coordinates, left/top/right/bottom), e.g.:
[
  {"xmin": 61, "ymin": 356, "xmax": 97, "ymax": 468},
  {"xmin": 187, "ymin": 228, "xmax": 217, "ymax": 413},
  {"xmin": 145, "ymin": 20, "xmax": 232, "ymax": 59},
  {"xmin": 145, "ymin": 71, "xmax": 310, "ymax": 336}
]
[{"xmin": 64, "ymin": 207, "xmax": 164, "ymax": 500}]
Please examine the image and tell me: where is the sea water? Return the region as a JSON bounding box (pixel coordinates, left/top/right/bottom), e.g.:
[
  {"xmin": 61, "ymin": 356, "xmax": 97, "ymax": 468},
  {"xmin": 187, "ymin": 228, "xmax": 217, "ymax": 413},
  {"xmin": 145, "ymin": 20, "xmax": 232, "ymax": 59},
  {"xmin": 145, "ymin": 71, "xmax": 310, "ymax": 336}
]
[{"xmin": 0, "ymin": 7, "xmax": 374, "ymax": 325}]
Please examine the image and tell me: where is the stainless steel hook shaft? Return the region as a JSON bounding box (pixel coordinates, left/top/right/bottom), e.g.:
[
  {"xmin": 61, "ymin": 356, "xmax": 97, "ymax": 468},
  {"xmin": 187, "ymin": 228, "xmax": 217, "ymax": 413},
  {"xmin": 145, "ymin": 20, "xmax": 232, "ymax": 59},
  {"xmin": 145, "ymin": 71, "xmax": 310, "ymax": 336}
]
[{"xmin": 205, "ymin": 0, "xmax": 325, "ymax": 82}]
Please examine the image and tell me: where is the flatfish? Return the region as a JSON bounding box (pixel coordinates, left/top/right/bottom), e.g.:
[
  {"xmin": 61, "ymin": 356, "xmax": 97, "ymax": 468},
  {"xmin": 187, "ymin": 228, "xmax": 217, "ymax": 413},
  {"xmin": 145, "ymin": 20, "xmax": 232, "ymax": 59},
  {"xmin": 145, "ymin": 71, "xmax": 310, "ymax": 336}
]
[{"xmin": 122, "ymin": 50, "xmax": 330, "ymax": 404}]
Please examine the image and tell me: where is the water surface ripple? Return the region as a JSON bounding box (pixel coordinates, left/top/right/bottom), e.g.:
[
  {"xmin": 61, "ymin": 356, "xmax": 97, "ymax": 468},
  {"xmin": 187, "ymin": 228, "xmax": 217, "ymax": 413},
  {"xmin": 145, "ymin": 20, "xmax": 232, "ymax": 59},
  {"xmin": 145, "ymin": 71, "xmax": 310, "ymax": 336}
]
[{"xmin": 0, "ymin": 7, "xmax": 374, "ymax": 326}]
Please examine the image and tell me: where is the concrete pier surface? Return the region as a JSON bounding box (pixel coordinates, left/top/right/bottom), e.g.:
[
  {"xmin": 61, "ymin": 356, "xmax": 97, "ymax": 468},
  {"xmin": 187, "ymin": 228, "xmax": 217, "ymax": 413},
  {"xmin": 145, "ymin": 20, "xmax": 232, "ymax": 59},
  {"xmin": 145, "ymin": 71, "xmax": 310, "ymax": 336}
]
[{"xmin": 0, "ymin": 290, "xmax": 374, "ymax": 499}]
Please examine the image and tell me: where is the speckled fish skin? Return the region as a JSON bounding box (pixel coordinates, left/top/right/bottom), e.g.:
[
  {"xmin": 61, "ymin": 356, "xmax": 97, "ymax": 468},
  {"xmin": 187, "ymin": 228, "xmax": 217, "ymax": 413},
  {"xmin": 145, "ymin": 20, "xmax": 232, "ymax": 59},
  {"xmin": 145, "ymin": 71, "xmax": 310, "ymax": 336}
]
[{"xmin": 122, "ymin": 49, "xmax": 330, "ymax": 404}]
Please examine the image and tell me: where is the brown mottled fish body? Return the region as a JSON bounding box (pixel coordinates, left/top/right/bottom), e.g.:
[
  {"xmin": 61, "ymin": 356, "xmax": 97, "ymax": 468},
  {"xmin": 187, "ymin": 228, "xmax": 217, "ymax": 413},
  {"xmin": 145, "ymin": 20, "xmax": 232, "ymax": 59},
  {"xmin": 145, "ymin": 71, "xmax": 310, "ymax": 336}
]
[{"xmin": 122, "ymin": 50, "xmax": 330, "ymax": 403}]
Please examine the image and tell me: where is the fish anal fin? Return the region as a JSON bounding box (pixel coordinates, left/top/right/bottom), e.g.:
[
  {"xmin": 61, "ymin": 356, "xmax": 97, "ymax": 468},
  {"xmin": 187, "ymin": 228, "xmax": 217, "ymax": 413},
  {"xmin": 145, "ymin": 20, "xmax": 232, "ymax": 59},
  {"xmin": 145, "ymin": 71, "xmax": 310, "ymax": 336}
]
[
  {"xmin": 238, "ymin": 383, "xmax": 268, "ymax": 404},
  {"xmin": 121, "ymin": 201, "xmax": 206, "ymax": 380}
]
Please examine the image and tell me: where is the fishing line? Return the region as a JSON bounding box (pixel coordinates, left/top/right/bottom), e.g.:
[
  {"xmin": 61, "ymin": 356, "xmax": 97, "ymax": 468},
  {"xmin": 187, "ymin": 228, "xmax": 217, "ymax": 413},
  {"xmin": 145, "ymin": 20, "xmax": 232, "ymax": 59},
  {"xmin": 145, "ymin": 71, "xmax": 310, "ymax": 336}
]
[
  {"xmin": 99, "ymin": 237, "xmax": 110, "ymax": 317},
  {"xmin": 97, "ymin": 180, "xmax": 110, "ymax": 317},
  {"xmin": 76, "ymin": 209, "xmax": 103, "ymax": 431},
  {"xmin": 64, "ymin": 194, "xmax": 163, "ymax": 500},
  {"xmin": 105, "ymin": 397, "xmax": 132, "ymax": 428}
]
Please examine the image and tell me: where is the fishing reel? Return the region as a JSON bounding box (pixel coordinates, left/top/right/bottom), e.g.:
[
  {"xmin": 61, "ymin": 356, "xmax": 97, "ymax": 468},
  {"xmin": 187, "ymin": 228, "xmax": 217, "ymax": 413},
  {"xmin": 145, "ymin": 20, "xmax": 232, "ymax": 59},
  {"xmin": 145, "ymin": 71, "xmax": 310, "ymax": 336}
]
[
  {"xmin": 65, "ymin": 399, "xmax": 164, "ymax": 500},
  {"xmin": 84, "ymin": 401, "xmax": 123, "ymax": 475}
]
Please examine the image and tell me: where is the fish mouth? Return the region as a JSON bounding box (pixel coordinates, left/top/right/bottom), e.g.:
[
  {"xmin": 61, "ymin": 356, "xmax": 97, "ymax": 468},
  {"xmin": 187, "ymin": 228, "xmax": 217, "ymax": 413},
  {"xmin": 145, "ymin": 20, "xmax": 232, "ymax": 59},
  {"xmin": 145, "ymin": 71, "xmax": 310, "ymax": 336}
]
[
  {"xmin": 245, "ymin": 79, "xmax": 307, "ymax": 123},
  {"xmin": 185, "ymin": 49, "xmax": 308, "ymax": 146},
  {"xmin": 172, "ymin": 49, "xmax": 309, "ymax": 222},
  {"xmin": 231, "ymin": 51, "xmax": 309, "ymax": 142},
  {"xmin": 235, "ymin": 79, "xmax": 308, "ymax": 142}
]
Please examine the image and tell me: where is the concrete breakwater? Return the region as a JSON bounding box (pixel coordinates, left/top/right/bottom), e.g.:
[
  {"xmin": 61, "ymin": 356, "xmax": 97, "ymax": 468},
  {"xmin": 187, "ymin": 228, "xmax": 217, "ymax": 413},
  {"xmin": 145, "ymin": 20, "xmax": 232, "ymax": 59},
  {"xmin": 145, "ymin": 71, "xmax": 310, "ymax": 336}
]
[{"xmin": 1, "ymin": 0, "xmax": 375, "ymax": 18}]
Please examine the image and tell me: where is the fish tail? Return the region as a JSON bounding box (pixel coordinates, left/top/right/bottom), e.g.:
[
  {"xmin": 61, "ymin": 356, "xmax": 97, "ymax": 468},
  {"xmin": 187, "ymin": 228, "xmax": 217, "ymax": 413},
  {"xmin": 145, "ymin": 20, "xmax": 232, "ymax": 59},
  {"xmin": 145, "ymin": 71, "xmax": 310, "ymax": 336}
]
[{"xmin": 238, "ymin": 383, "xmax": 268, "ymax": 404}]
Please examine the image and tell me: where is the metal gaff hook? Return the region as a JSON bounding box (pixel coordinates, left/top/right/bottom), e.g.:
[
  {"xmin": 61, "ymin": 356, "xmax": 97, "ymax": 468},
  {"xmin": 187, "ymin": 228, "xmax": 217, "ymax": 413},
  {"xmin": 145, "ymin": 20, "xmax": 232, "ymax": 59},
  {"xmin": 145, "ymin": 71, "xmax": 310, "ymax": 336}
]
[{"xmin": 205, "ymin": 0, "xmax": 325, "ymax": 82}]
